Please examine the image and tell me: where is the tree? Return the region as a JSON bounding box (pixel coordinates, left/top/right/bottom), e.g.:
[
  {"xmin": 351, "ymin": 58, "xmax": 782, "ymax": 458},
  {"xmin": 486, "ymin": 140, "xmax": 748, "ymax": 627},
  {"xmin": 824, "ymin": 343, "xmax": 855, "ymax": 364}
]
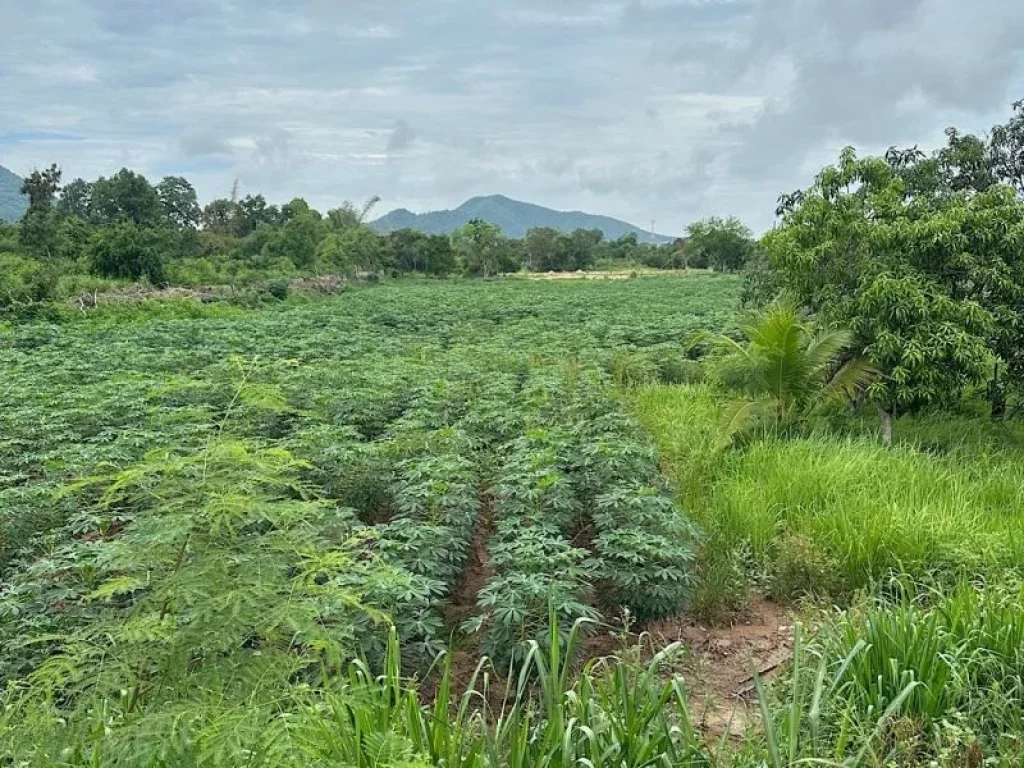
[
  {"xmin": 683, "ymin": 216, "xmax": 755, "ymax": 272},
  {"xmin": 566, "ymin": 228, "xmax": 602, "ymax": 270},
  {"xmin": 281, "ymin": 198, "xmax": 316, "ymax": 222},
  {"xmin": 156, "ymin": 176, "xmax": 201, "ymax": 230},
  {"xmin": 387, "ymin": 229, "xmax": 455, "ymax": 275},
  {"xmin": 91, "ymin": 169, "xmax": 162, "ymax": 226},
  {"xmin": 707, "ymin": 301, "xmax": 875, "ymax": 446},
  {"xmin": 763, "ymin": 147, "xmax": 1009, "ymax": 440},
  {"xmin": 314, "ymin": 226, "xmax": 387, "ymax": 276},
  {"xmin": 261, "ymin": 212, "xmax": 323, "ymax": 270},
  {"xmin": 418, "ymin": 234, "xmax": 456, "ymax": 276},
  {"xmin": 936, "ymin": 128, "xmax": 997, "ymax": 194},
  {"xmin": 86, "ymin": 221, "xmax": 167, "ymax": 284},
  {"xmin": 602, "ymin": 232, "xmax": 639, "ymax": 262},
  {"xmin": 202, "ymin": 198, "xmax": 243, "ymax": 235},
  {"xmin": 523, "ymin": 227, "xmax": 562, "ymax": 271},
  {"xmin": 56, "ymin": 177, "xmax": 92, "ymax": 220},
  {"xmin": 19, "ymin": 164, "xmax": 61, "ymax": 209},
  {"xmin": 56, "ymin": 215, "xmax": 91, "ymax": 261},
  {"xmin": 237, "ymin": 194, "xmax": 279, "ymax": 235},
  {"xmin": 326, "ymin": 196, "xmax": 380, "ymax": 230},
  {"xmin": 18, "ymin": 164, "xmax": 62, "ymax": 257},
  {"xmin": 989, "ymin": 99, "xmax": 1024, "ymax": 196},
  {"xmin": 451, "ymin": 219, "xmax": 504, "ymax": 277}
]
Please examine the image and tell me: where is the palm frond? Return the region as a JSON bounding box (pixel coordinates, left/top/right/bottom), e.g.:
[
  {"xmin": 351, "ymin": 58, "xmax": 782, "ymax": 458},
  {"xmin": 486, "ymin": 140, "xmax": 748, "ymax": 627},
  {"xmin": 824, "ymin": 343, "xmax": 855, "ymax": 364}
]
[
  {"xmin": 804, "ymin": 328, "xmax": 856, "ymax": 373},
  {"xmin": 812, "ymin": 355, "xmax": 878, "ymax": 412},
  {"xmin": 717, "ymin": 398, "xmax": 772, "ymax": 449}
]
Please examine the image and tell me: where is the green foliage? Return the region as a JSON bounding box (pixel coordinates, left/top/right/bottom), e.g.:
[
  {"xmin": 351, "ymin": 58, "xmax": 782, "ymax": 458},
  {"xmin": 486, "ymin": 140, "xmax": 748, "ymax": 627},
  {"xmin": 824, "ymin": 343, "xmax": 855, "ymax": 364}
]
[
  {"xmin": 807, "ymin": 580, "xmax": 1024, "ymax": 759},
  {"xmin": 0, "ymin": 253, "xmax": 60, "ymax": 308},
  {"xmin": 705, "ymin": 301, "xmax": 875, "ymax": 445},
  {"xmin": 764, "ymin": 147, "xmax": 1024, "ymax": 427},
  {"xmin": 18, "ymin": 164, "xmax": 62, "ymax": 257},
  {"xmin": 987, "ymin": 98, "xmax": 1024, "ymax": 195},
  {"xmin": 155, "ymin": 175, "xmax": 201, "ymax": 230},
  {"xmin": 634, "ymin": 384, "xmax": 1024, "ymax": 608},
  {"xmin": 56, "ymin": 177, "xmax": 92, "ymax": 220},
  {"xmin": 86, "ymin": 220, "xmax": 169, "ymax": 283},
  {"xmin": 388, "ymin": 228, "xmax": 456, "ymax": 275},
  {"xmin": 0, "ymin": 277, "xmax": 729, "ymax": 761},
  {"xmin": 316, "ymin": 224, "xmax": 390, "ymax": 275},
  {"xmin": 90, "ymin": 168, "xmax": 163, "ymax": 226},
  {"xmin": 261, "ymin": 209, "xmax": 321, "ymax": 270},
  {"xmin": 523, "ymin": 226, "xmax": 603, "ymax": 271},
  {"xmin": 684, "ymin": 216, "xmax": 757, "ymax": 272},
  {"xmin": 451, "ymin": 218, "xmax": 514, "ymax": 277}
]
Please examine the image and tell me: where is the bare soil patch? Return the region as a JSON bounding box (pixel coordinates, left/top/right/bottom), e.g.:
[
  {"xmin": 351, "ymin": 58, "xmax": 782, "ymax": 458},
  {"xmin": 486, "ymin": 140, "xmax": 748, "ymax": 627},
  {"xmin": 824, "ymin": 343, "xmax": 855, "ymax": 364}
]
[{"xmin": 647, "ymin": 595, "xmax": 794, "ymax": 739}]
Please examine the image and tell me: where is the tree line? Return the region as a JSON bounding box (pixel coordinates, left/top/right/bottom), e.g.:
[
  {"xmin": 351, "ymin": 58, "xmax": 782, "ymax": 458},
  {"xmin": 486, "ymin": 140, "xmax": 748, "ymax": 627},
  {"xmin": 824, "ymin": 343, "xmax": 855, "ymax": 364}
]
[{"xmin": 1, "ymin": 165, "xmax": 758, "ymax": 309}]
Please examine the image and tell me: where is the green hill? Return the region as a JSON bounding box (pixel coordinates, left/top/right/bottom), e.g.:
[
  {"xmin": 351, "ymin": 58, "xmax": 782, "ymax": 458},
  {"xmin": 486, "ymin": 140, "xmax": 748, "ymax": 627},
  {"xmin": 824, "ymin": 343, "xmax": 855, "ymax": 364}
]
[
  {"xmin": 0, "ymin": 165, "xmax": 28, "ymax": 223},
  {"xmin": 371, "ymin": 194, "xmax": 674, "ymax": 242}
]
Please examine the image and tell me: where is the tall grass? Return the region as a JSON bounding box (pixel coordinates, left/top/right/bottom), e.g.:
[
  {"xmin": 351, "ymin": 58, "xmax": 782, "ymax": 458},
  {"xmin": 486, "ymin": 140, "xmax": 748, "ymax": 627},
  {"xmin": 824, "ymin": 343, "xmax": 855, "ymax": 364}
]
[
  {"xmin": 4, "ymin": 610, "xmax": 957, "ymax": 767},
  {"xmin": 633, "ymin": 385, "xmax": 1024, "ymax": 607},
  {"xmin": 809, "ymin": 580, "xmax": 1024, "ymax": 761}
]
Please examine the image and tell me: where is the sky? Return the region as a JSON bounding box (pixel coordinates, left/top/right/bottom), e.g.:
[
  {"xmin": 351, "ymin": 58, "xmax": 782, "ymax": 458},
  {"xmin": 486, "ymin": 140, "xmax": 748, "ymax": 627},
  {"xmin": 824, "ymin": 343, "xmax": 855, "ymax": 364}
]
[{"xmin": 1, "ymin": 0, "xmax": 1023, "ymax": 235}]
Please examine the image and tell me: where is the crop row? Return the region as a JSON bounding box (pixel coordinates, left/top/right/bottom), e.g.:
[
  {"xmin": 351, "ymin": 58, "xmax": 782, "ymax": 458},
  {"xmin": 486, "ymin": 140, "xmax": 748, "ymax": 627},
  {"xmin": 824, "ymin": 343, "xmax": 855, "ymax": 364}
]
[{"xmin": 465, "ymin": 376, "xmax": 699, "ymax": 663}]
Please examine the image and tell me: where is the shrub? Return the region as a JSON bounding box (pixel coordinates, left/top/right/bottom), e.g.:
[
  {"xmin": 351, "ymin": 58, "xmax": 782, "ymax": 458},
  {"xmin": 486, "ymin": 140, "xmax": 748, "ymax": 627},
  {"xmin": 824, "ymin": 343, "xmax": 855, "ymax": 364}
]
[
  {"xmin": 267, "ymin": 277, "xmax": 291, "ymax": 300},
  {"xmin": 86, "ymin": 221, "xmax": 168, "ymax": 284}
]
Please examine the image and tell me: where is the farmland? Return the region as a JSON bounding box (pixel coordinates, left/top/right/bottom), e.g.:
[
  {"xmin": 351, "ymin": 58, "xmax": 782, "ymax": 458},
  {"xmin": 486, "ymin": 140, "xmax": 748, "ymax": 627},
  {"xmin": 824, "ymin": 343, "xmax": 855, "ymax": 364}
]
[
  {"xmin": 4, "ymin": 274, "xmax": 1024, "ymax": 766},
  {"xmin": 1, "ymin": 276, "xmax": 730, "ymax": 761}
]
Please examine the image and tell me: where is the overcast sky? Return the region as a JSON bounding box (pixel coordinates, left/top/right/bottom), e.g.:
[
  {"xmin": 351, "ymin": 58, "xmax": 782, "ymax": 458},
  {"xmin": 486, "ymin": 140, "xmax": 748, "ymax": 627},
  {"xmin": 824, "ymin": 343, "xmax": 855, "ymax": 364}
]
[{"xmin": 2, "ymin": 0, "xmax": 1023, "ymax": 234}]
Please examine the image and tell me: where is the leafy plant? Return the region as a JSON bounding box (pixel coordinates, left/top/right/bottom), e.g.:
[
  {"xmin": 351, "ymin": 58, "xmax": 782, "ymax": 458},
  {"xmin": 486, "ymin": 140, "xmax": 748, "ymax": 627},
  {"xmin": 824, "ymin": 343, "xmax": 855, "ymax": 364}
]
[{"xmin": 704, "ymin": 300, "xmax": 875, "ymax": 446}]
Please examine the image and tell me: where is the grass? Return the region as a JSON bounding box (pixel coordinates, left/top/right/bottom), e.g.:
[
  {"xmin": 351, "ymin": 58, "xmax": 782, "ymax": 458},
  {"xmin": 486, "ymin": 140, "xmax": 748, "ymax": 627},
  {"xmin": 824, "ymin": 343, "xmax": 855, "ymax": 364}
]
[
  {"xmin": 633, "ymin": 384, "xmax": 1024, "ymax": 610},
  {"xmin": 0, "ymin": 607, "xmax": 955, "ymax": 767}
]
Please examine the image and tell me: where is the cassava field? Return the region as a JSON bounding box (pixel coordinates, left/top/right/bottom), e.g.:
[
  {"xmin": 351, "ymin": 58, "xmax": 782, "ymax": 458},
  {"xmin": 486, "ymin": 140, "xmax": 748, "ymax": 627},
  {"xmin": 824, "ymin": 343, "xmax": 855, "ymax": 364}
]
[{"xmin": 3, "ymin": 275, "xmax": 1024, "ymax": 766}]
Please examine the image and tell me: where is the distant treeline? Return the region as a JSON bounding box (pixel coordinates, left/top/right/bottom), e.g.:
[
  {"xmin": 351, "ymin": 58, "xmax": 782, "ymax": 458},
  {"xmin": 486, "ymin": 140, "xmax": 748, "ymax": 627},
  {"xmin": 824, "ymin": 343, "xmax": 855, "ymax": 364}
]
[{"xmin": 0, "ymin": 165, "xmax": 757, "ymax": 310}]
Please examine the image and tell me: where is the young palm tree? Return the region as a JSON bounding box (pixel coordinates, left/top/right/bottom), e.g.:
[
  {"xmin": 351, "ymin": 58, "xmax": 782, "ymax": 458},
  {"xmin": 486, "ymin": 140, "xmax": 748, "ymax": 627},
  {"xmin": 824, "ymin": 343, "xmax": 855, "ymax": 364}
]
[{"xmin": 704, "ymin": 301, "xmax": 876, "ymax": 446}]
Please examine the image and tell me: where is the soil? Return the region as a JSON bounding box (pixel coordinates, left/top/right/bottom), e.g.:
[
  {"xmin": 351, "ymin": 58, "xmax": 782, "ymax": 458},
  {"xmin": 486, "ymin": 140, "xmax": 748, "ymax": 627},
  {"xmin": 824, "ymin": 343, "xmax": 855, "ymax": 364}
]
[
  {"xmin": 522, "ymin": 268, "xmax": 712, "ymax": 281},
  {"xmin": 646, "ymin": 595, "xmax": 794, "ymax": 739},
  {"xmin": 432, "ymin": 492, "xmax": 796, "ymax": 740},
  {"xmin": 442, "ymin": 493, "xmax": 496, "ymax": 628}
]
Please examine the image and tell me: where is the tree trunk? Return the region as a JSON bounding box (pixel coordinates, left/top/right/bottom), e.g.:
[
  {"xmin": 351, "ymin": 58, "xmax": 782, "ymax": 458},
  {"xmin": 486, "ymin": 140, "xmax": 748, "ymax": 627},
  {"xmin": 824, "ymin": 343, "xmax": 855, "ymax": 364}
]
[
  {"xmin": 988, "ymin": 361, "xmax": 1006, "ymax": 420},
  {"xmin": 878, "ymin": 406, "xmax": 893, "ymax": 446}
]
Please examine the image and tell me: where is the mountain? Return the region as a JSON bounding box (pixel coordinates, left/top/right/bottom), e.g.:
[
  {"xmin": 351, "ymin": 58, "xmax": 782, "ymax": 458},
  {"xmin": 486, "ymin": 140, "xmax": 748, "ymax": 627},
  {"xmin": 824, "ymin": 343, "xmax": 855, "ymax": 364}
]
[
  {"xmin": 371, "ymin": 194, "xmax": 674, "ymax": 242},
  {"xmin": 0, "ymin": 165, "xmax": 28, "ymax": 223}
]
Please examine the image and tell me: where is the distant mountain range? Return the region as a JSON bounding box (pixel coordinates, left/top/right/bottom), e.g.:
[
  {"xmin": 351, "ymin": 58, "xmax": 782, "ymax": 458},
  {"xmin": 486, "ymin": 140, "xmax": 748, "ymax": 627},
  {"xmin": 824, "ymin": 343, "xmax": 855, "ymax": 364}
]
[
  {"xmin": 371, "ymin": 194, "xmax": 674, "ymax": 242},
  {"xmin": 0, "ymin": 165, "xmax": 28, "ymax": 223}
]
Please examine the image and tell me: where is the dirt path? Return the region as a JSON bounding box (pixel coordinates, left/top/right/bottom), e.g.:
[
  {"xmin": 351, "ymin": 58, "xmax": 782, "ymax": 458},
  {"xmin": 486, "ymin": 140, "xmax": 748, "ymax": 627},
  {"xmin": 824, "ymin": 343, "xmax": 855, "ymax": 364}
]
[
  {"xmin": 443, "ymin": 493, "xmax": 495, "ymax": 628},
  {"xmin": 647, "ymin": 596, "xmax": 794, "ymax": 738}
]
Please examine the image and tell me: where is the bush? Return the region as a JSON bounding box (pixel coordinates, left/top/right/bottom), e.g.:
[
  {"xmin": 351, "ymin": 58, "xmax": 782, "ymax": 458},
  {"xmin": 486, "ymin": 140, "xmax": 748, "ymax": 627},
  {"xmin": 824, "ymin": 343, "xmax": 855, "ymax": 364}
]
[
  {"xmin": 86, "ymin": 221, "xmax": 168, "ymax": 284},
  {"xmin": 649, "ymin": 348, "xmax": 704, "ymax": 385},
  {"xmin": 769, "ymin": 531, "xmax": 842, "ymax": 602},
  {"xmin": 608, "ymin": 350, "xmax": 659, "ymax": 387},
  {"xmin": 267, "ymin": 277, "xmax": 291, "ymax": 300},
  {"xmin": 0, "ymin": 254, "xmax": 59, "ymax": 307}
]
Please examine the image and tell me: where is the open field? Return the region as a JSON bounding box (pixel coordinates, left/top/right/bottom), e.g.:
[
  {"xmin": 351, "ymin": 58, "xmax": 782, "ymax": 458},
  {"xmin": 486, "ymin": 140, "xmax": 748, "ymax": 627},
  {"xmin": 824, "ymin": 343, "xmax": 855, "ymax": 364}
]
[{"xmin": 4, "ymin": 274, "xmax": 1024, "ymax": 766}]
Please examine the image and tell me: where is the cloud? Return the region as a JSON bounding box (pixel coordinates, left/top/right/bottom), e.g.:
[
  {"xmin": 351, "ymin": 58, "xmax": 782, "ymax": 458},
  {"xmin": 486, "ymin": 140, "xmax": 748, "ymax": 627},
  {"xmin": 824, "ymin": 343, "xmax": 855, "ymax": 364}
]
[
  {"xmin": 386, "ymin": 119, "xmax": 415, "ymax": 152},
  {"xmin": 179, "ymin": 130, "xmax": 232, "ymax": 157},
  {"xmin": 0, "ymin": 0, "xmax": 1022, "ymax": 233}
]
